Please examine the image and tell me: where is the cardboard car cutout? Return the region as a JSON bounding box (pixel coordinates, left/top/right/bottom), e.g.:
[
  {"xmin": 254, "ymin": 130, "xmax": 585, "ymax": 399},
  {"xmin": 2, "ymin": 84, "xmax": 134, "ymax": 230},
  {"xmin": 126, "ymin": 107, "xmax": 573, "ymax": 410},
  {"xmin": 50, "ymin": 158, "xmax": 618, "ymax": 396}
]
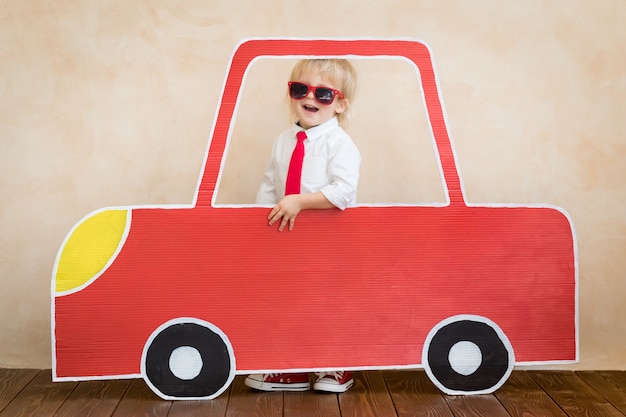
[{"xmin": 52, "ymin": 38, "xmax": 578, "ymax": 400}]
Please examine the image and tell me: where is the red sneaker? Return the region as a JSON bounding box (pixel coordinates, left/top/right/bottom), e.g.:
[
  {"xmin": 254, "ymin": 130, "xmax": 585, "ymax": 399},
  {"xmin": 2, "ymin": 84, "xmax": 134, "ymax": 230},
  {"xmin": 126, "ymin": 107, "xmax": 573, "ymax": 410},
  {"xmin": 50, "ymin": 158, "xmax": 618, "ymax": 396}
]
[
  {"xmin": 314, "ymin": 371, "xmax": 354, "ymax": 393},
  {"xmin": 245, "ymin": 373, "xmax": 310, "ymax": 391}
]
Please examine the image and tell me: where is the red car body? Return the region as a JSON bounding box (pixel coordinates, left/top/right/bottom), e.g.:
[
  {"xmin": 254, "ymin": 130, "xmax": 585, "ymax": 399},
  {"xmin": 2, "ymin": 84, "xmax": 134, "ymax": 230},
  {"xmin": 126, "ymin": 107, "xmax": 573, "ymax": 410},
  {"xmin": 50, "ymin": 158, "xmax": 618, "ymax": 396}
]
[{"xmin": 52, "ymin": 38, "xmax": 577, "ymax": 399}]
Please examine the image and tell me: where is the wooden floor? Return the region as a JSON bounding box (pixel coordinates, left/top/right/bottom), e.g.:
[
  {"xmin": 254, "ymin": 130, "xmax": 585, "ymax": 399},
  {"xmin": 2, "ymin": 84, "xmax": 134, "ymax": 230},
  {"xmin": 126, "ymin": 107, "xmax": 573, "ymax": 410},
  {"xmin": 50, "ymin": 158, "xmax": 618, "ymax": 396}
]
[{"xmin": 1, "ymin": 369, "xmax": 626, "ymax": 416}]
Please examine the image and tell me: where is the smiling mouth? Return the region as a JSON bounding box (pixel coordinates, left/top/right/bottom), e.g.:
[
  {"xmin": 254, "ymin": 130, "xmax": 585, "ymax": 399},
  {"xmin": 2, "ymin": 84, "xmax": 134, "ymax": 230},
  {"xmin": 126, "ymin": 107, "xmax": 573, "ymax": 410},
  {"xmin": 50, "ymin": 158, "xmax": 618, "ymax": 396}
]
[{"xmin": 303, "ymin": 104, "xmax": 319, "ymax": 112}]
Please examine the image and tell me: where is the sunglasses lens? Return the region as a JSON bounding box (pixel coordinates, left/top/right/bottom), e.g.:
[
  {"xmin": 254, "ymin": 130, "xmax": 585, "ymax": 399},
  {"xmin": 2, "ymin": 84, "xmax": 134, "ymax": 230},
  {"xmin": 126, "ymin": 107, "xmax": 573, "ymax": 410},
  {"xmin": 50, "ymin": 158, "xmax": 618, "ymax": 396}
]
[
  {"xmin": 315, "ymin": 88, "xmax": 335, "ymax": 104},
  {"xmin": 289, "ymin": 82, "xmax": 309, "ymax": 99},
  {"xmin": 288, "ymin": 82, "xmax": 339, "ymax": 105}
]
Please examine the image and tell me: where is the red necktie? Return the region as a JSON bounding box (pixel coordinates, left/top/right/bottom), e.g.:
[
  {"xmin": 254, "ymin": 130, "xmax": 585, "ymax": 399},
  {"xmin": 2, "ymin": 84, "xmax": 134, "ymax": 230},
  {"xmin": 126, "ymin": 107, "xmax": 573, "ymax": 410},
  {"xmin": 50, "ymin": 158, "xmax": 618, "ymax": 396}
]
[{"xmin": 285, "ymin": 131, "xmax": 307, "ymax": 195}]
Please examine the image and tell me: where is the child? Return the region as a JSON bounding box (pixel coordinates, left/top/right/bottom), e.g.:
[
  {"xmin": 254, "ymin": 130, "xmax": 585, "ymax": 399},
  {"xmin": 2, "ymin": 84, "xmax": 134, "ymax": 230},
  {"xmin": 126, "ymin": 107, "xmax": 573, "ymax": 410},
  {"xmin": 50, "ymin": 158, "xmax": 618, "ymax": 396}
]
[{"xmin": 246, "ymin": 59, "xmax": 360, "ymax": 393}]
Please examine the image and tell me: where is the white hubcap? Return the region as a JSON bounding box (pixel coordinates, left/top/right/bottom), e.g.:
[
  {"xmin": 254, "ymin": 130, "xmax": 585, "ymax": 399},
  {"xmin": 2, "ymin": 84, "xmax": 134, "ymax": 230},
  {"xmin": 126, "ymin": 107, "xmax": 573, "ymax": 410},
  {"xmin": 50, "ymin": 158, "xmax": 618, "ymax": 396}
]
[
  {"xmin": 448, "ymin": 341, "xmax": 482, "ymax": 376},
  {"xmin": 169, "ymin": 346, "xmax": 203, "ymax": 380}
]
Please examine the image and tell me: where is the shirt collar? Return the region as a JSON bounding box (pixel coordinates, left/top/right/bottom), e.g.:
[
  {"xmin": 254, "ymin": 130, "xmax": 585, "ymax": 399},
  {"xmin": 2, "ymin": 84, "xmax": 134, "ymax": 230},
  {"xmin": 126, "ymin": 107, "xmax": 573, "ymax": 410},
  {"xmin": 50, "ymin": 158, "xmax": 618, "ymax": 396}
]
[{"xmin": 293, "ymin": 117, "xmax": 339, "ymax": 141}]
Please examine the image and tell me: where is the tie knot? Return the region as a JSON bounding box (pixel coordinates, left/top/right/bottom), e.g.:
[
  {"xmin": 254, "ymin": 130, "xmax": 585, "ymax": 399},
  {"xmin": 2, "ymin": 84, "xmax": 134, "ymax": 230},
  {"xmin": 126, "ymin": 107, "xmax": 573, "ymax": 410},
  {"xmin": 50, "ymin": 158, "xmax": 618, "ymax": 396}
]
[{"xmin": 296, "ymin": 131, "xmax": 307, "ymax": 142}]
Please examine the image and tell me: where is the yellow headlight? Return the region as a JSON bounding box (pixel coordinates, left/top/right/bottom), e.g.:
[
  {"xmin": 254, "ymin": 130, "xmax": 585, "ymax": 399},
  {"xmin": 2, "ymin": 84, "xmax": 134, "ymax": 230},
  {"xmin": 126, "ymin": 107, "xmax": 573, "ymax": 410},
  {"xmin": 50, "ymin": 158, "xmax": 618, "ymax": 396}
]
[{"xmin": 54, "ymin": 209, "xmax": 130, "ymax": 295}]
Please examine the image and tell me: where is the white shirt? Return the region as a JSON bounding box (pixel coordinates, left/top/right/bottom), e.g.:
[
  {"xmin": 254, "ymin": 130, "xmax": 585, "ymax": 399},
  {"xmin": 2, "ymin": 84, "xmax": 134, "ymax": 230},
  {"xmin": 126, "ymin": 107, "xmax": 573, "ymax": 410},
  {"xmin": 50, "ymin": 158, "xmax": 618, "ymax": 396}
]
[{"xmin": 256, "ymin": 117, "xmax": 361, "ymax": 210}]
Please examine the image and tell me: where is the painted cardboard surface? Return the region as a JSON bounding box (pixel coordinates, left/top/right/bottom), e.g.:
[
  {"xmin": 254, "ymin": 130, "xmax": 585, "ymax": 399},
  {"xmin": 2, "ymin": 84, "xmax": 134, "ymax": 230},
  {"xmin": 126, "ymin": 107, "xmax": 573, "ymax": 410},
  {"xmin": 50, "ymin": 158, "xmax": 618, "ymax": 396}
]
[{"xmin": 51, "ymin": 38, "xmax": 578, "ymax": 400}]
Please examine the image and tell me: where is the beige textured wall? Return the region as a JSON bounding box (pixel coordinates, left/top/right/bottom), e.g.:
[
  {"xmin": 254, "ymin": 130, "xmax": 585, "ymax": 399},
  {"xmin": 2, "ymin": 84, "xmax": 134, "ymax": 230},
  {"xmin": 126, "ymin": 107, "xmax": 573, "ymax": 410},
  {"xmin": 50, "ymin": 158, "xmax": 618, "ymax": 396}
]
[{"xmin": 1, "ymin": 1, "xmax": 624, "ymax": 369}]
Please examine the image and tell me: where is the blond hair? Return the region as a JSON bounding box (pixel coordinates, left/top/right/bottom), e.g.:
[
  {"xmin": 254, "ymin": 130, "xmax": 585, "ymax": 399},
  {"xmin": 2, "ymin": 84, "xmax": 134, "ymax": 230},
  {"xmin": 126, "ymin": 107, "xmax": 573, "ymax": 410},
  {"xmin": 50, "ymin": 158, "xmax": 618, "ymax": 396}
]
[{"xmin": 289, "ymin": 59, "xmax": 357, "ymax": 124}]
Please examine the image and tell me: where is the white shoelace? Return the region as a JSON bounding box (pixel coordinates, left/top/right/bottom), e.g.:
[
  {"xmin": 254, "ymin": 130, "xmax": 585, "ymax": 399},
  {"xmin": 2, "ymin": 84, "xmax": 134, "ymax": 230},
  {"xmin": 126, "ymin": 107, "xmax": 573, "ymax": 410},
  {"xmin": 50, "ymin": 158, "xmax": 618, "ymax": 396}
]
[
  {"xmin": 316, "ymin": 371, "xmax": 344, "ymax": 380},
  {"xmin": 263, "ymin": 372, "xmax": 344, "ymax": 380}
]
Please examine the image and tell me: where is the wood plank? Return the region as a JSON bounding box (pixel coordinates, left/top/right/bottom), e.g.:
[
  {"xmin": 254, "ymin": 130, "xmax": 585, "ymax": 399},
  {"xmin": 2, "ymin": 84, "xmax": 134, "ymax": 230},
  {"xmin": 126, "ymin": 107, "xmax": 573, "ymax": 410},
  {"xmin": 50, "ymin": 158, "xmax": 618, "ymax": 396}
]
[
  {"xmin": 383, "ymin": 370, "xmax": 454, "ymax": 417},
  {"xmin": 496, "ymin": 371, "xmax": 567, "ymax": 416},
  {"xmin": 54, "ymin": 379, "xmax": 131, "ymax": 417},
  {"xmin": 111, "ymin": 379, "xmax": 171, "ymax": 417},
  {"xmin": 167, "ymin": 383, "xmax": 231, "ymax": 417},
  {"xmin": 0, "ymin": 368, "xmax": 39, "ymax": 413},
  {"xmin": 283, "ymin": 374, "xmax": 340, "ymax": 417},
  {"xmin": 578, "ymin": 371, "xmax": 626, "ymax": 415},
  {"xmin": 0, "ymin": 369, "xmax": 76, "ymax": 417},
  {"xmin": 338, "ymin": 371, "xmax": 398, "ymax": 417},
  {"xmin": 444, "ymin": 394, "xmax": 510, "ymax": 417},
  {"xmin": 7, "ymin": 368, "xmax": 626, "ymax": 417},
  {"xmin": 282, "ymin": 373, "xmax": 341, "ymax": 417},
  {"xmin": 531, "ymin": 370, "xmax": 625, "ymax": 417},
  {"xmin": 225, "ymin": 375, "xmax": 283, "ymax": 417}
]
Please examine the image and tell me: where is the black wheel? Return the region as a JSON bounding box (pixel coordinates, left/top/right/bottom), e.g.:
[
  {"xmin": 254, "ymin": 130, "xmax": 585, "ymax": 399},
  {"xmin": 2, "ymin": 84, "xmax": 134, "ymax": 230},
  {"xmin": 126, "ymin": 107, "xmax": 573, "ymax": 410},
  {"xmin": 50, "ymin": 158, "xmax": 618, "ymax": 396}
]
[
  {"xmin": 423, "ymin": 315, "xmax": 514, "ymax": 395},
  {"xmin": 142, "ymin": 319, "xmax": 235, "ymax": 399}
]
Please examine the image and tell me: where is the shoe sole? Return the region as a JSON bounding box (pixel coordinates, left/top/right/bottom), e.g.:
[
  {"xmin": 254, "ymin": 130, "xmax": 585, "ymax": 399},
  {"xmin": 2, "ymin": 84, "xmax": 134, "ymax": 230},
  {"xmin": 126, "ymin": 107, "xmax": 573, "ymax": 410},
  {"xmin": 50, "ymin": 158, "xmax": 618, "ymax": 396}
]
[
  {"xmin": 245, "ymin": 377, "xmax": 310, "ymax": 392},
  {"xmin": 313, "ymin": 378, "xmax": 354, "ymax": 393}
]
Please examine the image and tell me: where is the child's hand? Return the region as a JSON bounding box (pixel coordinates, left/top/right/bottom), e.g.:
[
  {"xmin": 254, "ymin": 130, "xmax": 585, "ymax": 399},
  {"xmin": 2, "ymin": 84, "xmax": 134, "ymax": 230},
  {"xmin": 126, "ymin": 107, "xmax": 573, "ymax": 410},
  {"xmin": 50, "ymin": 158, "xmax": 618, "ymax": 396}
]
[
  {"xmin": 268, "ymin": 194, "xmax": 303, "ymax": 232},
  {"xmin": 267, "ymin": 192, "xmax": 334, "ymax": 232}
]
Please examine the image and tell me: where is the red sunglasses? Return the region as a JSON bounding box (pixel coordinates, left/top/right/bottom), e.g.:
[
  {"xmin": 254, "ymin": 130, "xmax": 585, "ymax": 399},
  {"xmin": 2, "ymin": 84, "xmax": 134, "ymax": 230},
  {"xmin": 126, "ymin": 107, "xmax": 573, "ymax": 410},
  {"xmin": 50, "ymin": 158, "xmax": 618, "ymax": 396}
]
[{"xmin": 288, "ymin": 81, "xmax": 344, "ymax": 105}]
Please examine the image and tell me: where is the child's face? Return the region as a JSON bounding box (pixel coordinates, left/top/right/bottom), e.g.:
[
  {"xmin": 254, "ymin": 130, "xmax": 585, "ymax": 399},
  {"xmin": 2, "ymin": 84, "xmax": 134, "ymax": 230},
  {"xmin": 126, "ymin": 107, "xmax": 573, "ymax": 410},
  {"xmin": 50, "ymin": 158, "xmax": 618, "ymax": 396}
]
[{"xmin": 290, "ymin": 70, "xmax": 347, "ymax": 130}]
